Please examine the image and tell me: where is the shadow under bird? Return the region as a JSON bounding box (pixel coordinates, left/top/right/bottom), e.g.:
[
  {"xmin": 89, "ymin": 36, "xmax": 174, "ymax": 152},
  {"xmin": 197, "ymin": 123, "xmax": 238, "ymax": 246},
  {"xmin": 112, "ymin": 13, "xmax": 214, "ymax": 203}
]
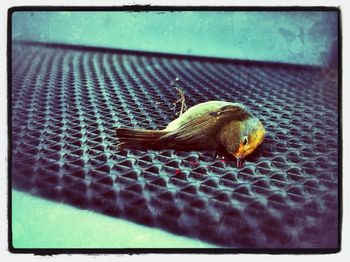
[{"xmin": 116, "ymin": 101, "xmax": 266, "ymax": 167}]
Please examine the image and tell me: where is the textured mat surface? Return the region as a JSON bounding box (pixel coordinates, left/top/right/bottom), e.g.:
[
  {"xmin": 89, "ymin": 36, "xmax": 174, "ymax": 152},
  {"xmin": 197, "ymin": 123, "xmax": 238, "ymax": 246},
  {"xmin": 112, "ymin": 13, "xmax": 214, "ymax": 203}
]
[{"xmin": 11, "ymin": 42, "xmax": 339, "ymax": 248}]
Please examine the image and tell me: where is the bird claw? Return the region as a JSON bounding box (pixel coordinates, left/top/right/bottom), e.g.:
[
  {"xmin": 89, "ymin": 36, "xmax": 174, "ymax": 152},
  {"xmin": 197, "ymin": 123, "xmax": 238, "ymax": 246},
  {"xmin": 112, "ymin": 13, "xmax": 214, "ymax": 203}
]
[
  {"xmin": 170, "ymin": 99, "xmax": 182, "ymax": 111},
  {"xmin": 169, "ymin": 78, "xmax": 187, "ymax": 116}
]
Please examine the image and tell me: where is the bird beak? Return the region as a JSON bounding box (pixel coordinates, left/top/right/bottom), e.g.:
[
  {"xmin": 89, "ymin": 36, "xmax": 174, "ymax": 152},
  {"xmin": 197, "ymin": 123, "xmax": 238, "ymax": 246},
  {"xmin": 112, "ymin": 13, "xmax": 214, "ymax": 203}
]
[{"xmin": 236, "ymin": 156, "xmax": 243, "ymax": 168}]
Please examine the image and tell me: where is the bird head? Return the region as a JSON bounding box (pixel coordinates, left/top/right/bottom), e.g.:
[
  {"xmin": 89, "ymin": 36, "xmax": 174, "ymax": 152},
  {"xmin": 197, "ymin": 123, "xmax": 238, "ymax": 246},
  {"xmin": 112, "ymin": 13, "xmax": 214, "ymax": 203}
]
[
  {"xmin": 233, "ymin": 117, "xmax": 266, "ymax": 167},
  {"xmin": 218, "ymin": 116, "xmax": 265, "ymax": 167}
]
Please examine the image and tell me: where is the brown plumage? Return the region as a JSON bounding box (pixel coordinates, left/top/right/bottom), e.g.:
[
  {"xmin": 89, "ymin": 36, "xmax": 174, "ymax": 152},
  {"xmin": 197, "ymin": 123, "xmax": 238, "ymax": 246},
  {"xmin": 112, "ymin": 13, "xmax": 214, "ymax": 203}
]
[{"xmin": 116, "ymin": 101, "xmax": 265, "ymax": 167}]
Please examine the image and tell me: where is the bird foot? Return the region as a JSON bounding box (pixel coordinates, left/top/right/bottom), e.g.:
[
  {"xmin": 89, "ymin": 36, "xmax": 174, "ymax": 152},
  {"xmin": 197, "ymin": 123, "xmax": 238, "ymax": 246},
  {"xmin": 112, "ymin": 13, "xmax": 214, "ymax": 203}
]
[{"xmin": 170, "ymin": 78, "xmax": 187, "ymax": 115}]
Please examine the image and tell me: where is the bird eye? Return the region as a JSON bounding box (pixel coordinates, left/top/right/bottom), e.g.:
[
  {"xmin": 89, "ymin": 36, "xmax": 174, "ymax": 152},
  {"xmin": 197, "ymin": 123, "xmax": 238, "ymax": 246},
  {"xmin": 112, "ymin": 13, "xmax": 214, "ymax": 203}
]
[{"xmin": 243, "ymin": 136, "xmax": 248, "ymax": 146}]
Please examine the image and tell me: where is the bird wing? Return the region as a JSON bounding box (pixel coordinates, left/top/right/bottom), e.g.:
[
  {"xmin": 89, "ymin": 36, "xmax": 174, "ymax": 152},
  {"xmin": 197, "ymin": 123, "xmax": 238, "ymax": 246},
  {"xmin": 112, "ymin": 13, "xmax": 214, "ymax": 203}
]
[
  {"xmin": 164, "ymin": 101, "xmax": 245, "ymax": 131},
  {"xmin": 159, "ymin": 105, "xmax": 250, "ymax": 145}
]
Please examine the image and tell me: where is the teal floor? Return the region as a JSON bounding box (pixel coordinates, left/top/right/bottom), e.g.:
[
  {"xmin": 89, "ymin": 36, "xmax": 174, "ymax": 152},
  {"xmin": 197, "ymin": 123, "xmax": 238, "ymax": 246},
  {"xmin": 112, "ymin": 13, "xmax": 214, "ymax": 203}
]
[
  {"xmin": 12, "ymin": 11, "xmax": 338, "ymax": 66},
  {"xmin": 11, "ymin": 190, "xmax": 216, "ymax": 248}
]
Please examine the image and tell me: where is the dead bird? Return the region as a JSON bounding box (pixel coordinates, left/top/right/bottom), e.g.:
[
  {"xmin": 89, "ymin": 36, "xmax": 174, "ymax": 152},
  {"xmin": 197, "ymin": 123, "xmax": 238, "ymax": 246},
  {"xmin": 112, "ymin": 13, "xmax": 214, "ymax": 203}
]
[{"xmin": 116, "ymin": 101, "xmax": 265, "ymax": 167}]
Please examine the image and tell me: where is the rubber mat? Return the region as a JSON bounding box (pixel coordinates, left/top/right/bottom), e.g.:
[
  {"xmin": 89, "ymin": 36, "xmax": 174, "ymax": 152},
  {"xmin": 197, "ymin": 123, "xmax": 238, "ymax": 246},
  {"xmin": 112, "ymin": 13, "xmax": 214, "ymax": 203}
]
[{"xmin": 11, "ymin": 41, "xmax": 339, "ymax": 248}]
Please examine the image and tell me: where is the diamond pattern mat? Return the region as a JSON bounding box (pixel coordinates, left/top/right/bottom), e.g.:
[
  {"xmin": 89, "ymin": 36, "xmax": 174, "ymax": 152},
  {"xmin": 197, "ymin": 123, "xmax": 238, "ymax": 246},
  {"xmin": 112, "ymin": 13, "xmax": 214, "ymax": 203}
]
[{"xmin": 11, "ymin": 42, "xmax": 339, "ymax": 248}]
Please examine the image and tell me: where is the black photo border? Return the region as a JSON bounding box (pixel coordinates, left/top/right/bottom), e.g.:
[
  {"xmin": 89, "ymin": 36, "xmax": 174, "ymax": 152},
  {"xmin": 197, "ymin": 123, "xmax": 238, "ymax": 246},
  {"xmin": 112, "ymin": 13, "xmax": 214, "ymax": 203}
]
[{"xmin": 7, "ymin": 5, "xmax": 342, "ymax": 255}]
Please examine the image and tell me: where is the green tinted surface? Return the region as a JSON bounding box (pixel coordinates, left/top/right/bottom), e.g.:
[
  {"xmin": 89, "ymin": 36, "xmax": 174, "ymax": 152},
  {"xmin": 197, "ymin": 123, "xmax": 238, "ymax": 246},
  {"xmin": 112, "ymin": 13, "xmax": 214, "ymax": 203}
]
[
  {"xmin": 12, "ymin": 190, "xmax": 216, "ymax": 248},
  {"xmin": 12, "ymin": 11, "xmax": 338, "ymax": 65}
]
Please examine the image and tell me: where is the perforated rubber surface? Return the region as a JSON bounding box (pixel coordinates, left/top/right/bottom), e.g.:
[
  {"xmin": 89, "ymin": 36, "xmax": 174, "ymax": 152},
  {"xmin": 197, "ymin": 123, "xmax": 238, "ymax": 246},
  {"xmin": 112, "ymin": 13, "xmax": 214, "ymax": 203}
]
[{"xmin": 11, "ymin": 42, "xmax": 339, "ymax": 248}]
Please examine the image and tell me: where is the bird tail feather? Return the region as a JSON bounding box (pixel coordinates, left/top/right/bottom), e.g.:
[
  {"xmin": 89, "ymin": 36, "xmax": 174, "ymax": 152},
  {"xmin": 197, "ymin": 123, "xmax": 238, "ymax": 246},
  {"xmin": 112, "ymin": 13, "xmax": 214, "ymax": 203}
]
[{"xmin": 116, "ymin": 128, "xmax": 168, "ymax": 149}]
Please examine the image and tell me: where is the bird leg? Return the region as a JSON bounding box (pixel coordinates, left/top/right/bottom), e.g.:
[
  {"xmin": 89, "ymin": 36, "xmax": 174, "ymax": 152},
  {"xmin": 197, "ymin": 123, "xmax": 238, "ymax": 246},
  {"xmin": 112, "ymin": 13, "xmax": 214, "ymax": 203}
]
[
  {"xmin": 176, "ymin": 88, "xmax": 187, "ymax": 115},
  {"xmin": 170, "ymin": 78, "xmax": 187, "ymax": 115},
  {"xmin": 170, "ymin": 98, "xmax": 182, "ymax": 110}
]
